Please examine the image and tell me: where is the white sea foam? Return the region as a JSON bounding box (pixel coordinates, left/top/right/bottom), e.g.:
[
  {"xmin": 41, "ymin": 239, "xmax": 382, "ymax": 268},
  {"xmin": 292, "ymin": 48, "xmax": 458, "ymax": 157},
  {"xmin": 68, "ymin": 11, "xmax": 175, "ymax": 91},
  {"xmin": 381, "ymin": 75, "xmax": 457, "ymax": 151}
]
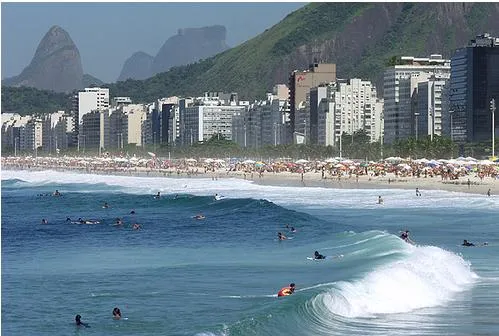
[
  {"xmin": 316, "ymin": 245, "xmax": 477, "ymax": 318},
  {"xmin": 3, "ymin": 169, "xmax": 497, "ymax": 210}
]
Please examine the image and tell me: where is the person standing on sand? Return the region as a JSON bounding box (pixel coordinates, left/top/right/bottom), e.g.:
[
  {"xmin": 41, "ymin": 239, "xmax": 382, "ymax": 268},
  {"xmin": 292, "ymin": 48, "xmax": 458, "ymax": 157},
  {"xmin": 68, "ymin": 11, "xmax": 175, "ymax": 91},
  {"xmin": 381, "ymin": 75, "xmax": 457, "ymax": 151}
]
[
  {"xmin": 416, "ymin": 188, "xmax": 421, "ymax": 196},
  {"xmin": 487, "ymin": 189, "xmax": 491, "ymax": 197},
  {"xmin": 467, "ymin": 179, "xmax": 471, "ymax": 189}
]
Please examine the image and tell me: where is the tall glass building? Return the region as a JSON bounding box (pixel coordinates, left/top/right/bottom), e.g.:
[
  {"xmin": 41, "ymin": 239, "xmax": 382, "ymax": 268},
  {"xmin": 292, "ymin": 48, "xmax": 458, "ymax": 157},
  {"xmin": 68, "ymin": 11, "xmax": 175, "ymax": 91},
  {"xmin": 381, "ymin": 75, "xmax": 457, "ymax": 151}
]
[{"xmin": 449, "ymin": 33, "xmax": 499, "ymax": 143}]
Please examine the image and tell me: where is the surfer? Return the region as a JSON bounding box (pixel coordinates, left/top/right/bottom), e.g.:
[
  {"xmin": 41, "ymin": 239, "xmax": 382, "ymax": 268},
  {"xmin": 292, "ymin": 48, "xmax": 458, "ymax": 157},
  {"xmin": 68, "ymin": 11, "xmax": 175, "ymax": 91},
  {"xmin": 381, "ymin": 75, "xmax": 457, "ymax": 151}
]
[
  {"xmin": 115, "ymin": 218, "xmax": 123, "ymax": 226},
  {"xmin": 132, "ymin": 223, "xmax": 141, "ymax": 230},
  {"xmin": 112, "ymin": 307, "xmax": 121, "ymax": 320},
  {"xmin": 377, "ymin": 196, "xmax": 383, "ymax": 204},
  {"xmin": 103, "ymin": 202, "xmax": 110, "ymax": 209},
  {"xmin": 400, "ymin": 230, "xmax": 414, "ymax": 244},
  {"xmin": 277, "ymin": 232, "xmax": 287, "ymax": 240},
  {"xmin": 130, "ymin": 210, "xmax": 136, "ymax": 215},
  {"xmin": 53, "ymin": 189, "xmax": 61, "ymax": 196},
  {"xmin": 75, "ymin": 314, "xmax": 89, "ymax": 328},
  {"xmin": 462, "ymin": 239, "xmax": 475, "ymax": 247},
  {"xmin": 290, "ymin": 226, "xmax": 297, "ymax": 233},
  {"xmin": 41, "ymin": 218, "xmax": 48, "ymax": 224},
  {"xmin": 154, "ymin": 191, "xmax": 161, "ymax": 199},
  {"xmin": 194, "ymin": 214, "xmax": 205, "ymax": 220},
  {"xmin": 66, "ymin": 217, "xmax": 71, "ymax": 222},
  {"xmin": 277, "ymin": 283, "xmax": 296, "ymax": 297},
  {"xmin": 314, "ymin": 251, "xmax": 326, "ymax": 260}
]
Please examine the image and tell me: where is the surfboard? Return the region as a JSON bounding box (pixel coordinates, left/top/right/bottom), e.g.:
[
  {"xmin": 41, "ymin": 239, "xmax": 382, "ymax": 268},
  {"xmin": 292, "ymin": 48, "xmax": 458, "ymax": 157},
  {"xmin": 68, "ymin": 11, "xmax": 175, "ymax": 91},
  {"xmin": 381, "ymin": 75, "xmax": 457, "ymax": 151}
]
[
  {"xmin": 214, "ymin": 195, "xmax": 225, "ymax": 201},
  {"xmin": 306, "ymin": 254, "xmax": 343, "ymax": 261}
]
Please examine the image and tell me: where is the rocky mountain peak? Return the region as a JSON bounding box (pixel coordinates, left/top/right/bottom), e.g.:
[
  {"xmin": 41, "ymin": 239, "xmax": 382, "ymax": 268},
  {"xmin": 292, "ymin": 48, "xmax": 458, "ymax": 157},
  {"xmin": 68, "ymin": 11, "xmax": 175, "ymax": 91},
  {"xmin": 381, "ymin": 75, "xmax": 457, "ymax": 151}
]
[{"xmin": 2, "ymin": 25, "xmax": 84, "ymax": 92}]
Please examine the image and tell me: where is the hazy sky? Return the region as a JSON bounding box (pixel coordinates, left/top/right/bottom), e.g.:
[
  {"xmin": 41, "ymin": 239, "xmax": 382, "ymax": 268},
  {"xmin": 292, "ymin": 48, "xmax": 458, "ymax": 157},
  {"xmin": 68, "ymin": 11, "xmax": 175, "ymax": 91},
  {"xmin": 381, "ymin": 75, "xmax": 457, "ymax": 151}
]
[{"xmin": 1, "ymin": 2, "xmax": 305, "ymax": 83}]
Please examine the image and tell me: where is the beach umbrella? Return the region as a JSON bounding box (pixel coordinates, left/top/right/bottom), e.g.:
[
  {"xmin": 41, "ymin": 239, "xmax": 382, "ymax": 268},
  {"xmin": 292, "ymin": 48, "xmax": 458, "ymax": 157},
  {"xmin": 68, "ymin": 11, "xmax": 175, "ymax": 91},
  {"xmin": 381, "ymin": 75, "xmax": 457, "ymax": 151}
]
[
  {"xmin": 325, "ymin": 158, "xmax": 338, "ymax": 163},
  {"xmin": 242, "ymin": 159, "xmax": 255, "ymax": 164},
  {"xmin": 148, "ymin": 152, "xmax": 156, "ymax": 157},
  {"xmin": 204, "ymin": 158, "xmax": 214, "ymax": 163},
  {"xmin": 186, "ymin": 158, "xmax": 197, "ymax": 163},
  {"xmin": 385, "ymin": 156, "xmax": 404, "ymax": 163},
  {"xmin": 255, "ymin": 161, "xmax": 265, "ymax": 167},
  {"xmin": 295, "ymin": 159, "xmax": 309, "ymax": 164},
  {"xmin": 214, "ymin": 159, "xmax": 225, "ymax": 164}
]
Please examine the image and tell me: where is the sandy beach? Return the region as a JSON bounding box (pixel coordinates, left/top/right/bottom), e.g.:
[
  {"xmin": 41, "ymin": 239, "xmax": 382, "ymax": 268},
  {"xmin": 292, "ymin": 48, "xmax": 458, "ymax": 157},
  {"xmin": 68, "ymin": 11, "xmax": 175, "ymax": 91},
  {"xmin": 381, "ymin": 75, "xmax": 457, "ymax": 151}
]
[{"xmin": 3, "ymin": 160, "xmax": 497, "ymax": 197}]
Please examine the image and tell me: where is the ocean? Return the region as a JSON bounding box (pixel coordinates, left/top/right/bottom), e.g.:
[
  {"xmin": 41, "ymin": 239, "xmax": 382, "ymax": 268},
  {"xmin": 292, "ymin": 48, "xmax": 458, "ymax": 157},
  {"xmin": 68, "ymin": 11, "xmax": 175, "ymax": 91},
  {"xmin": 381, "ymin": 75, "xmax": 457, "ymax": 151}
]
[{"xmin": 2, "ymin": 169, "xmax": 499, "ymax": 336}]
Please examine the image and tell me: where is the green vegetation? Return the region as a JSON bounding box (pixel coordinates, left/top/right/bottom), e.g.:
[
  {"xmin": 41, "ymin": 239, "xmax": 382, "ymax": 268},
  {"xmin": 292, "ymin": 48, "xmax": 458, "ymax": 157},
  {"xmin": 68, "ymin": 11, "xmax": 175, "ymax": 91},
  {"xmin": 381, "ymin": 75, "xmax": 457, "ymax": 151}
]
[
  {"xmin": 1, "ymin": 86, "xmax": 71, "ymax": 115},
  {"xmin": 2, "ymin": 3, "xmax": 497, "ymax": 113}
]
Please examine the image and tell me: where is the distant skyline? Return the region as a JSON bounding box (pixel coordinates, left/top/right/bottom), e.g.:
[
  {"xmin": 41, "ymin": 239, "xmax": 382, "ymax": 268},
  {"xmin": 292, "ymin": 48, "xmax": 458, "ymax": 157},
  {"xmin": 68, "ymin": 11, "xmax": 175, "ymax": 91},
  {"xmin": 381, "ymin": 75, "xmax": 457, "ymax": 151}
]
[{"xmin": 1, "ymin": 2, "xmax": 305, "ymax": 83}]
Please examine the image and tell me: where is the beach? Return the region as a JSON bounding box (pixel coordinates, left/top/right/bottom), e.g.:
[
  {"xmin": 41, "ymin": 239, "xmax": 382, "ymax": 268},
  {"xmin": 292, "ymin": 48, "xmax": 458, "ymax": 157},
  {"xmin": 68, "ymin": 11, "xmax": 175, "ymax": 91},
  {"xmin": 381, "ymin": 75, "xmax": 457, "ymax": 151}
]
[{"xmin": 2, "ymin": 155, "xmax": 498, "ymax": 196}]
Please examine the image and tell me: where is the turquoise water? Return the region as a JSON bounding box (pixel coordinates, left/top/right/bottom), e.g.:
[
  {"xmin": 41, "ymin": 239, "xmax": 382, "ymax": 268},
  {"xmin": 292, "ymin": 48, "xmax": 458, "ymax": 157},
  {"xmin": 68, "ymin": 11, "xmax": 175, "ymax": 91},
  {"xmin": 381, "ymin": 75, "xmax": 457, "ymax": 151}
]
[{"xmin": 2, "ymin": 170, "xmax": 499, "ymax": 335}]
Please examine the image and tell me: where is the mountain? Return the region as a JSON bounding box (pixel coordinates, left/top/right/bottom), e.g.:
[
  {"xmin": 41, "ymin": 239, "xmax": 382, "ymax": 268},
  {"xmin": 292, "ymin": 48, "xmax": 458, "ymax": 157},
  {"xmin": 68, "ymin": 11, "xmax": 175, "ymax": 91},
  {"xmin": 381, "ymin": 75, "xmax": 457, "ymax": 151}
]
[
  {"xmin": 82, "ymin": 74, "xmax": 104, "ymax": 87},
  {"xmin": 108, "ymin": 2, "xmax": 499, "ymax": 101},
  {"xmin": 117, "ymin": 25, "xmax": 229, "ymax": 81},
  {"xmin": 117, "ymin": 52, "xmax": 154, "ymax": 81},
  {"xmin": 2, "ymin": 25, "xmax": 84, "ymax": 93},
  {"xmin": 5, "ymin": 3, "xmax": 499, "ymax": 113}
]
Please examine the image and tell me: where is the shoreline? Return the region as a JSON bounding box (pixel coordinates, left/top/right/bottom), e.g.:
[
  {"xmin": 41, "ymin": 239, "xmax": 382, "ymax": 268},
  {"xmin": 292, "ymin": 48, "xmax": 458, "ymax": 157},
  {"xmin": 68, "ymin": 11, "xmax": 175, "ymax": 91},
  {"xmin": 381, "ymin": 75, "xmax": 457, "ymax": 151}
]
[{"xmin": 2, "ymin": 165, "xmax": 496, "ymax": 196}]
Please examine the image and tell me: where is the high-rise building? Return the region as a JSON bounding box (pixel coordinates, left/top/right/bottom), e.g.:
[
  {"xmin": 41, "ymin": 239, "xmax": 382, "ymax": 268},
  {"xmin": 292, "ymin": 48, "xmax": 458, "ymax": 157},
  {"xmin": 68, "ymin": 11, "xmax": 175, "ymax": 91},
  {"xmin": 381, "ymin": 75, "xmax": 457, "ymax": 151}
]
[
  {"xmin": 416, "ymin": 74, "xmax": 450, "ymax": 140},
  {"xmin": 317, "ymin": 79, "xmax": 381, "ymax": 147},
  {"xmin": 449, "ymin": 33, "xmax": 499, "ymax": 143},
  {"xmin": 78, "ymin": 87, "xmax": 109, "ymax": 125},
  {"xmin": 383, "ymin": 55, "xmax": 450, "ymax": 143},
  {"xmin": 289, "ymin": 63, "xmax": 336, "ymax": 137}
]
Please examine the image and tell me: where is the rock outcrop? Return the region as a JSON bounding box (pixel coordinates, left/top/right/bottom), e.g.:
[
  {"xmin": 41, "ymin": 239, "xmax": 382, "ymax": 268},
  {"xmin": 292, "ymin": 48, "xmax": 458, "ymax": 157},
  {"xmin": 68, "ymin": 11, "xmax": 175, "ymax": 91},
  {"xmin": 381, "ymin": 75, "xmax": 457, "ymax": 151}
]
[
  {"xmin": 3, "ymin": 25, "xmax": 84, "ymax": 92},
  {"xmin": 117, "ymin": 25, "xmax": 229, "ymax": 81}
]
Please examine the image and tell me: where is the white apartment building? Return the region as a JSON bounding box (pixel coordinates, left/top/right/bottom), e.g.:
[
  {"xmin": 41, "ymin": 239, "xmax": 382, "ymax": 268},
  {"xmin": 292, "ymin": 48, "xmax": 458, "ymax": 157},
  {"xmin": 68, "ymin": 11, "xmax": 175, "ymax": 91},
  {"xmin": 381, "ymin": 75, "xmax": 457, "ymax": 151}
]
[
  {"xmin": 417, "ymin": 73, "xmax": 450, "ymax": 140},
  {"xmin": 383, "ymin": 55, "xmax": 451, "ymax": 143},
  {"xmin": 123, "ymin": 104, "xmax": 147, "ymax": 146},
  {"xmin": 320, "ymin": 79, "xmax": 380, "ymax": 147},
  {"xmin": 78, "ymin": 87, "xmax": 109, "ymax": 125},
  {"xmin": 183, "ymin": 96, "xmax": 246, "ymax": 144}
]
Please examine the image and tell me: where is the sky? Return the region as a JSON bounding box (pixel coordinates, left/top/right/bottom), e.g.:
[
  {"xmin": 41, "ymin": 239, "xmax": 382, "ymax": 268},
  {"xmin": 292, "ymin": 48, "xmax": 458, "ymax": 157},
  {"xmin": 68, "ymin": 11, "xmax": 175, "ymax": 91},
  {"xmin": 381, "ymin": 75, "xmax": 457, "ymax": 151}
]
[{"xmin": 1, "ymin": 2, "xmax": 306, "ymax": 83}]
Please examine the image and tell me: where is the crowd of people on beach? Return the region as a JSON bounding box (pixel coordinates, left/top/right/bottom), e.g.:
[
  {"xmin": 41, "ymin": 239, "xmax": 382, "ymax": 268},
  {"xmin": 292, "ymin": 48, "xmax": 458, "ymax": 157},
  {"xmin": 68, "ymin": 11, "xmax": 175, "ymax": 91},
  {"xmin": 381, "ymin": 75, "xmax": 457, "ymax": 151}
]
[{"xmin": 3, "ymin": 155, "xmax": 499, "ymax": 184}]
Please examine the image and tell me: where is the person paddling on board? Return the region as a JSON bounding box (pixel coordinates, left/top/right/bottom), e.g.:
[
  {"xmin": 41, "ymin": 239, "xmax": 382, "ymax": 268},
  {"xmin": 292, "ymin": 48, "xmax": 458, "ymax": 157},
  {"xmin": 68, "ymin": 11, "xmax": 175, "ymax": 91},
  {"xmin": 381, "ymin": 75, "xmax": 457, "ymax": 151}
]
[
  {"xmin": 277, "ymin": 283, "xmax": 296, "ymax": 297},
  {"xmin": 314, "ymin": 251, "xmax": 326, "ymax": 259},
  {"xmin": 462, "ymin": 239, "xmax": 475, "ymax": 247},
  {"xmin": 154, "ymin": 192, "xmax": 161, "ymax": 199},
  {"xmin": 75, "ymin": 314, "xmax": 89, "ymax": 328}
]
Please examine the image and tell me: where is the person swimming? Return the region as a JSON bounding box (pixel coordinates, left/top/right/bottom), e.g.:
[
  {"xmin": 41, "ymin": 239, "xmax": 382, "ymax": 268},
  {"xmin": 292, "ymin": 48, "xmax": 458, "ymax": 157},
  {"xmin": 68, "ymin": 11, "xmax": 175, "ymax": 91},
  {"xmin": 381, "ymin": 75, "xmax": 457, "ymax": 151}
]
[
  {"xmin": 194, "ymin": 214, "xmax": 205, "ymax": 220},
  {"xmin": 130, "ymin": 210, "xmax": 136, "ymax": 215},
  {"xmin": 154, "ymin": 192, "xmax": 161, "ymax": 199},
  {"xmin": 462, "ymin": 239, "xmax": 475, "ymax": 247},
  {"xmin": 112, "ymin": 307, "xmax": 121, "ymax": 320},
  {"xmin": 277, "ymin": 283, "xmax": 296, "ymax": 297},
  {"xmin": 277, "ymin": 232, "xmax": 287, "ymax": 240},
  {"xmin": 314, "ymin": 251, "xmax": 326, "ymax": 259},
  {"xmin": 132, "ymin": 223, "xmax": 141, "ymax": 230},
  {"xmin": 75, "ymin": 314, "xmax": 89, "ymax": 328},
  {"xmin": 41, "ymin": 219, "xmax": 48, "ymax": 224},
  {"xmin": 103, "ymin": 202, "xmax": 109, "ymax": 209},
  {"xmin": 290, "ymin": 226, "xmax": 297, "ymax": 233},
  {"xmin": 53, "ymin": 190, "xmax": 61, "ymax": 196}
]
